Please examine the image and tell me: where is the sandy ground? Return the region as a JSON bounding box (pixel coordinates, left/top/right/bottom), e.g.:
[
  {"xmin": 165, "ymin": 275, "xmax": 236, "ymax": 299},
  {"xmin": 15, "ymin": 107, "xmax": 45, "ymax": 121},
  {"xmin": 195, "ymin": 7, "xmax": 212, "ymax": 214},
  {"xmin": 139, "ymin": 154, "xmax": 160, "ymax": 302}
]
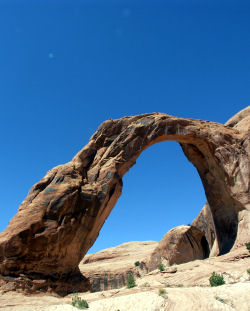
[{"xmin": 0, "ymin": 283, "xmax": 250, "ymax": 311}]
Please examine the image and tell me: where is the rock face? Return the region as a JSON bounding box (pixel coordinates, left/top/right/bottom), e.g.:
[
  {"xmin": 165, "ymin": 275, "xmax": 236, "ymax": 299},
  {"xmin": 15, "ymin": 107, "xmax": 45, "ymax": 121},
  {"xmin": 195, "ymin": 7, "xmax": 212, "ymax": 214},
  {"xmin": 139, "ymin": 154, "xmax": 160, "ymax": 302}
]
[
  {"xmin": 191, "ymin": 203, "xmax": 218, "ymax": 256},
  {"xmin": 147, "ymin": 226, "xmax": 210, "ymax": 271},
  {"xmin": 79, "ymin": 241, "xmax": 157, "ymax": 292},
  {"xmin": 0, "ymin": 108, "xmax": 249, "ymax": 295}
]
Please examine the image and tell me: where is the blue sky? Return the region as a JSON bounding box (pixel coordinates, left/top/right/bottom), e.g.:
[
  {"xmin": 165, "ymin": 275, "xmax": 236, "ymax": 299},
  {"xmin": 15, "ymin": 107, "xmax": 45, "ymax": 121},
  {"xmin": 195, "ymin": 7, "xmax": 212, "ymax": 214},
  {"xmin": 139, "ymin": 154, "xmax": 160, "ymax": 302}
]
[{"xmin": 0, "ymin": 0, "xmax": 249, "ymax": 254}]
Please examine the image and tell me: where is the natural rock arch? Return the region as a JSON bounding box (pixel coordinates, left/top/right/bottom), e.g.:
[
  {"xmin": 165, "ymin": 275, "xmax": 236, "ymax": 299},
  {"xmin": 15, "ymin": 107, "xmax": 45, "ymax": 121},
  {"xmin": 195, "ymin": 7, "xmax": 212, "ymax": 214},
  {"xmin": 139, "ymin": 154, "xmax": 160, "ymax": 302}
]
[{"xmin": 0, "ymin": 108, "xmax": 249, "ymax": 294}]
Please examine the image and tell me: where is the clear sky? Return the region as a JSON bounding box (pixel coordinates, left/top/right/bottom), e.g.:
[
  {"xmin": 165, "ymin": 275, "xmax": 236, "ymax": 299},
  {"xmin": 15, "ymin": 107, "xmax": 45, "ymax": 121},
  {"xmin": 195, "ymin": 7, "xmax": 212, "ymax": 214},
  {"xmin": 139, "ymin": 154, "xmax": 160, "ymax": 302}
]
[{"xmin": 0, "ymin": 0, "xmax": 249, "ymax": 254}]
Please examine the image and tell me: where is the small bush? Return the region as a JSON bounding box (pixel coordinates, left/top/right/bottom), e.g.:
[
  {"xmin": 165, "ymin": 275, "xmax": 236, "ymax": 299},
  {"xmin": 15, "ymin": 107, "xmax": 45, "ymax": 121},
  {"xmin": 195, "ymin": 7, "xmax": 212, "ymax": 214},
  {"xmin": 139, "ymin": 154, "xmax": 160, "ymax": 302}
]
[
  {"xmin": 134, "ymin": 261, "xmax": 140, "ymax": 267},
  {"xmin": 72, "ymin": 293, "xmax": 89, "ymax": 309},
  {"xmin": 158, "ymin": 288, "xmax": 167, "ymax": 298},
  {"xmin": 247, "ymin": 268, "xmax": 250, "ymax": 274},
  {"xmin": 158, "ymin": 263, "xmax": 164, "ymax": 272},
  {"xmin": 215, "ymin": 296, "xmax": 225, "ymax": 304},
  {"xmin": 245, "ymin": 242, "xmax": 250, "ymax": 252},
  {"xmin": 209, "ymin": 272, "xmax": 225, "ymax": 287},
  {"xmin": 176, "ymin": 284, "xmax": 183, "ymax": 287},
  {"xmin": 127, "ymin": 273, "xmax": 136, "ymax": 289}
]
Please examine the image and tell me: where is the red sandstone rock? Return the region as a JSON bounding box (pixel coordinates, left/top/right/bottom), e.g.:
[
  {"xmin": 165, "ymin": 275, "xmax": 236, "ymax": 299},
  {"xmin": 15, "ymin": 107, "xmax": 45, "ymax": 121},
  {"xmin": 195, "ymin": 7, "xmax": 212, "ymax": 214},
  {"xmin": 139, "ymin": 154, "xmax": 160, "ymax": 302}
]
[
  {"xmin": 191, "ymin": 203, "xmax": 218, "ymax": 256},
  {"xmin": 147, "ymin": 225, "xmax": 209, "ymax": 270},
  {"xmin": 79, "ymin": 241, "xmax": 157, "ymax": 292},
  {"xmin": 0, "ymin": 108, "xmax": 249, "ymax": 295}
]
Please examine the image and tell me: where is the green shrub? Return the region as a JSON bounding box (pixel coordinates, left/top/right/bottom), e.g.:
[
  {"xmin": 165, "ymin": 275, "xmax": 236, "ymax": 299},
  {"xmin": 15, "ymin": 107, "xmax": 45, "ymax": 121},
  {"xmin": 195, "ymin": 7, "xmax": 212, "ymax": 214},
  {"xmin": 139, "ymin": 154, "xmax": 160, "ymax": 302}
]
[
  {"xmin": 158, "ymin": 263, "xmax": 164, "ymax": 272},
  {"xmin": 245, "ymin": 242, "xmax": 250, "ymax": 252},
  {"xmin": 247, "ymin": 268, "xmax": 250, "ymax": 274},
  {"xmin": 209, "ymin": 272, "xmax": 225, "ymax": 287},
  {"xmin": 134, "ymin": 261, "xmax": 140, "ymax": 267},
  {"xmin": 215, "ymin": 296, "xmax": 225, "ymax": 304},
  {"xmin": 158, "ymin": 288, "xmax": 167, "ymax": 298},
  {"xmin": 72, "ymin": 293, "xmax": 89, "ymax": 309},
  {"xmin": 127, "ymin": 273, "xmax": 136, "ymax": 289},
  {"xmin": 176, "ymin": 284, "xmax": 183, "ymax": 287}
]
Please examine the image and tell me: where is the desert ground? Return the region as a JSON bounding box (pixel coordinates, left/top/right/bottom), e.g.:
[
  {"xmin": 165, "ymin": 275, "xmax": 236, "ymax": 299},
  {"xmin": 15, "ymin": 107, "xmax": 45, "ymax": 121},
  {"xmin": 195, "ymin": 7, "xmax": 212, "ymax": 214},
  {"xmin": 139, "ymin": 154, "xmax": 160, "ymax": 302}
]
[{"xmin": 0, "ymin": 244, "xmax": 249, "ymax": 311}]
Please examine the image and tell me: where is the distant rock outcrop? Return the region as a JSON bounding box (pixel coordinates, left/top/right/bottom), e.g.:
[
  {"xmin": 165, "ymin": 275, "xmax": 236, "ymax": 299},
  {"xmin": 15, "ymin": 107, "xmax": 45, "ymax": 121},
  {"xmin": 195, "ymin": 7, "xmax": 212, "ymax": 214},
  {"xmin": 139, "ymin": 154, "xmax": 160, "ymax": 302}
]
[
  {"xmin": 0, "ymin": 107, "xmax": 249, "ymax": 295},
  {"xmin": 79, "ymin": 241, "xmax": 157, "ymax": 292}
]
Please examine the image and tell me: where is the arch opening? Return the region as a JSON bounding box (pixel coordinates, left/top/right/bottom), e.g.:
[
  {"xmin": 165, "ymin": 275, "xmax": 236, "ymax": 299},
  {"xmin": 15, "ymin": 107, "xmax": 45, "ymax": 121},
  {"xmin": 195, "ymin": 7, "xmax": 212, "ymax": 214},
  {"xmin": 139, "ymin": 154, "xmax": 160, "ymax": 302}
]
[{"xmin": 87, "ymin": 140, "xmax": 209, "ymax": 257}]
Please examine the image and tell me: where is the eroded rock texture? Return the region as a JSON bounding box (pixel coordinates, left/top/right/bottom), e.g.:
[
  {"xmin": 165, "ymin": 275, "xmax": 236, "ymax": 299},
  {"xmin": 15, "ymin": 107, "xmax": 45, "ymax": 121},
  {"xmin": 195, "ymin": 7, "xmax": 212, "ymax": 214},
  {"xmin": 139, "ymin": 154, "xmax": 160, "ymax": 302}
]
[
  {"xmin": 79, "ymin": 241, "xmax": 156, "ymax": 292},
  {"xmin": 147, "ymin": 225, "xmax": 210, "ymax": 271},
  {"xmin": 0, "ymin": 107, "xmax": 249, "ymax": 294},
  {"xmin": 191, "ymin": 203, "xmax": 218, "ymax": 256}
]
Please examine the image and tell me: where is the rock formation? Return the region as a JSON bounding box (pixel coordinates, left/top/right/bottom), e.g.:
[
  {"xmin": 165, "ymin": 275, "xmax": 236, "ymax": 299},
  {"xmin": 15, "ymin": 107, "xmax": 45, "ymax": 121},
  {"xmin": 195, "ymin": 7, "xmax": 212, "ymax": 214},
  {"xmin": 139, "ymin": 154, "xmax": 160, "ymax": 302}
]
[
  {"xmin": 191, "ymin": 203, "xmax": 218, "ymax": 256},
  {"xmin": 147, "ymin": 225, "xmax": 210, "ymax": 271},
  {"xmin": 0, "ymin": 107, "xmax": 249, "ymax": 295},
  {"xmin": 79, "ymin": 241, "xmax": 157, "ymax": 292}
]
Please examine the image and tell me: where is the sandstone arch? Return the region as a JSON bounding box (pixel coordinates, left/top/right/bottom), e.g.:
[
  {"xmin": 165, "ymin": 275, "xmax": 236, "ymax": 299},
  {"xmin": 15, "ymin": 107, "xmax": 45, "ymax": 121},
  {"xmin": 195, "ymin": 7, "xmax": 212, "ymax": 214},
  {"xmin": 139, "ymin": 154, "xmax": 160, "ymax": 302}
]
[{"xmin": 0, "ymin": 108, "xmax": 249, "ymax": 294}]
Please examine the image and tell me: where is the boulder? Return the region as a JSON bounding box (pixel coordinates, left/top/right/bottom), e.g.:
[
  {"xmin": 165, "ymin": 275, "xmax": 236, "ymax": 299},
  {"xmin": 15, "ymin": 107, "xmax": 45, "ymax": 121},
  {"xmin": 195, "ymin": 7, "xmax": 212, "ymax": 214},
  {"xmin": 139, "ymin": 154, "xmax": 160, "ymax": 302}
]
[{"xmin": 147, "ymin": 225, "xmax": 209, "ymax": 270}]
